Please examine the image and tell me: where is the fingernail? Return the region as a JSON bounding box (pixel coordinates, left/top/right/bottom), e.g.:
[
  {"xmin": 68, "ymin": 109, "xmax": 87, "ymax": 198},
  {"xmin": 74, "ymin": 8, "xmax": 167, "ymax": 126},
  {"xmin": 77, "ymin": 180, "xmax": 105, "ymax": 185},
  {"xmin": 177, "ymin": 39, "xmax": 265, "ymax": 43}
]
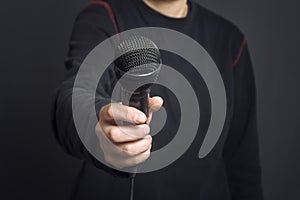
[
  {"xmin": 138, "ymin": 113, "xmax": 146, "ymax": 123},
  {"xmin": 143, "ymin": 125, "xmax": 150, "ymax": 135},
  {"xmin": 145, "ymin": 135, "xmax": 152, "ymax": 141}
]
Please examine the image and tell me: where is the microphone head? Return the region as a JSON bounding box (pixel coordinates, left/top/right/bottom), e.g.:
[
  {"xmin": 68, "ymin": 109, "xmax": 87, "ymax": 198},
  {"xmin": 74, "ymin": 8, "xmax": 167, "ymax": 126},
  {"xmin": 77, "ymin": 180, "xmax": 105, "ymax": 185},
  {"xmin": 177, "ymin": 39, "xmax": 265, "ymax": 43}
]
[{"xmin": 114, "ymin": 35, "xmax": 161, "ymax": 91}]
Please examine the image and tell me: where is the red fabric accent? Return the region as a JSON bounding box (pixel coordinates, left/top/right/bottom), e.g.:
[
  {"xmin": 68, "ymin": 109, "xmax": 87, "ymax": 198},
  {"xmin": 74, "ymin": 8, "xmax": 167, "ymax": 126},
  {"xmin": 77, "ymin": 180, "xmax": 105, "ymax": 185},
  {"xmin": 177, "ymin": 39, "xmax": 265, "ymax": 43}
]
[
  {"xmin": 90, "ymin": 1, "xmax": 120, "ymax": 34},
  {"xmin": 232, "ymin": 36, "xmax": 246, "ymax": 67}
]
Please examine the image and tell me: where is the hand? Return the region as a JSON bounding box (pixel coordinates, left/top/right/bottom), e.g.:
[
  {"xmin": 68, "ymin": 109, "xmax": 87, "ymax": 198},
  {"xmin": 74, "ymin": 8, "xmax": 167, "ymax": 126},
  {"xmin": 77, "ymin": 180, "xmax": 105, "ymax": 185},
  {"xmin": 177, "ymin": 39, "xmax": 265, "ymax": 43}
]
[{"xmin": 96, "ymin": 96, "xmax": 163, "ymax": 169}]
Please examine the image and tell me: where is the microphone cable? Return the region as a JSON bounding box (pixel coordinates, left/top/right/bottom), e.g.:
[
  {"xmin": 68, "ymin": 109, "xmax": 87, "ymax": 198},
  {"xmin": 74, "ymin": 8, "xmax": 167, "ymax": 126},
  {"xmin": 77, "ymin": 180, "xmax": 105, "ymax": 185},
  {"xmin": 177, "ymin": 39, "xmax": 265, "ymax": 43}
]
[{"xmin": 130, "ymin": 174, "xmax": 135, "ymax": 200}]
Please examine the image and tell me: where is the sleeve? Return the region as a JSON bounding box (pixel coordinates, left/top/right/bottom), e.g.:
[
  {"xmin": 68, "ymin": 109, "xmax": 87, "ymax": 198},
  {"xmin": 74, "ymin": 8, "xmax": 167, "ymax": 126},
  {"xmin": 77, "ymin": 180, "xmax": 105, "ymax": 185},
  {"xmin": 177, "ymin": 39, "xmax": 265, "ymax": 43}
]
[
  {"xmin": 51, "ymin": 4, "xmax": 127, "ymax": 177},
  {"xmin": 223, "ymin": 37, "xmax": 264, "ymax": 200}
]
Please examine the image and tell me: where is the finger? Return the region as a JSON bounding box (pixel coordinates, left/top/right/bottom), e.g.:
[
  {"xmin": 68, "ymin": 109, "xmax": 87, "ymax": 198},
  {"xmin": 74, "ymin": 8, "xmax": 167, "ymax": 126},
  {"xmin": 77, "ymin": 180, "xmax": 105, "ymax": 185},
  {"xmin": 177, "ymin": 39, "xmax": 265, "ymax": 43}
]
[
  {"xmin": 97, "ymin": 126, "xmax": 151, "ymax": 155},
  {"xmin": 111, "ymin": 146, "xmax": 152, "ymax": 169},
  {"xmin": 101, "ymin": 123, "xmax": 150, "ymax": 143},
  {"xmin": 146, "ymin": 96, "xmax": 163, "ymax": 124},
  {"xmin": 101, "ymin": 103, "xmax": 147, "ymax": 124},
  {"xmin": 148, "ymin": 96, "xmax": 163, "ymax": 113},
  {"xmin": 122, "ymin": 147, "xmax": 151, "ymax": 167},
  {"xmin": 98, "ymin": 131, "xmax": 152, "ymax": 169},
  {"xmin": 117, "ymin": 135, "xmax": 152, "ymax": 157}
]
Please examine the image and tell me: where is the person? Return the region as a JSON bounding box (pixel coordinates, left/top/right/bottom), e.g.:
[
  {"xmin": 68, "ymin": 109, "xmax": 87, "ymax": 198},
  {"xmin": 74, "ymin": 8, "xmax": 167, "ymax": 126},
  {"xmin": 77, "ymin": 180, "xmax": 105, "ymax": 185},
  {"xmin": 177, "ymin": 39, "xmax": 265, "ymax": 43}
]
[{"xmin": 52, "ymin": 0, "xmax": 264, "ymax": 199}]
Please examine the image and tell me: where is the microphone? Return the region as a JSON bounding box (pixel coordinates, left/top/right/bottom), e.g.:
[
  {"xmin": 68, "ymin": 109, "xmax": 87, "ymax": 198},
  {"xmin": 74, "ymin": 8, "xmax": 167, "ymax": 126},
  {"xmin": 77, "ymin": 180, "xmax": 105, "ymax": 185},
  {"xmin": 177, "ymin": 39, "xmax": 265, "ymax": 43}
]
[
  {"xmin": 114, "ymin": 35, "xmax": 161, "ymax": 117},
  {"xmin": 113, "ymin": 35, "xmax": 161, "ymax": 200}
]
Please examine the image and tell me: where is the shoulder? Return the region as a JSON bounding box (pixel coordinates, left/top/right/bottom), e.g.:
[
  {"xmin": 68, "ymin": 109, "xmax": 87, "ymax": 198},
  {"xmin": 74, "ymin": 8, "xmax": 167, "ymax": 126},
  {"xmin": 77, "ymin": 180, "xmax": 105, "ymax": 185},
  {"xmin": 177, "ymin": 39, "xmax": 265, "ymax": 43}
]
[
  {"xmin": 74, "ymin": 0, "xmax": 119, "ymax": 34},
  {"xmin": 191, "ymin": 1, "xmax": 246, "ymax": 65},
  {"xmin": 76, "ymin": 1, "xmax": 111, "ymax": 21},
  {"xmin": 192, "ymin": 2, "xmax": 243, "ymax": 38}
]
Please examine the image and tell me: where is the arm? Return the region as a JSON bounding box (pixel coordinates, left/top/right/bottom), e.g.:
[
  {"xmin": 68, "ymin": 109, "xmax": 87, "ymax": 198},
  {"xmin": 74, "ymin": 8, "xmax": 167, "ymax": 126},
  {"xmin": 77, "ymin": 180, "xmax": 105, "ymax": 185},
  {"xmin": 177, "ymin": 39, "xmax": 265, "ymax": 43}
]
[
  {"xmin": 52, "ymin": 4, "xmax": 163, "ymax": 176},
  {"xmin": 223, "ymin": 38, "xmax": 264, "ymax": 200},
  {"xmin": 52, "ymin": 4, "xmax": 120, "ymax": 174}
]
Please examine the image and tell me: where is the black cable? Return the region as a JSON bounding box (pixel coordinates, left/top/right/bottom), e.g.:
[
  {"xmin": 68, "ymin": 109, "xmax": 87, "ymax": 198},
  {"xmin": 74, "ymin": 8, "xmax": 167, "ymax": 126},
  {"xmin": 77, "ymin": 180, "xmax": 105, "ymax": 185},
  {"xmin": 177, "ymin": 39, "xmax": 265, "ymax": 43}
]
[{"xmin": 130, "ymin": 175, "xmax": 135, "ymax": 200}]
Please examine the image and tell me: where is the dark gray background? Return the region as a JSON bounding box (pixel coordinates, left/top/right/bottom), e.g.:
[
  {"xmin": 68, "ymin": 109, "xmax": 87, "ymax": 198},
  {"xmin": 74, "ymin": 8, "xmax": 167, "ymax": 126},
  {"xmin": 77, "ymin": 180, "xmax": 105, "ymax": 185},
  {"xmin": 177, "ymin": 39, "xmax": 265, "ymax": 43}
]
[{"xmin": 1, "ymin": 0, "xmax": 299, "ymax": 199}]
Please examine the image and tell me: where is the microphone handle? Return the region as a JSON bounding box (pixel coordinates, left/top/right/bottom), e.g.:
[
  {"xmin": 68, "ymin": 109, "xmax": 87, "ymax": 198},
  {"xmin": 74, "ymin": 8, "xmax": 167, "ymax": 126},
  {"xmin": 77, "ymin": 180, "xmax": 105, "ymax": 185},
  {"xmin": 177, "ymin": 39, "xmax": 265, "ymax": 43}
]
[
  {"xmin": 121, "ymin": 88, "xmax": 150, "ymax": 178},
  {"xmin": 121, "ymin": 88, "xmax": 150, "ymax": 117}
]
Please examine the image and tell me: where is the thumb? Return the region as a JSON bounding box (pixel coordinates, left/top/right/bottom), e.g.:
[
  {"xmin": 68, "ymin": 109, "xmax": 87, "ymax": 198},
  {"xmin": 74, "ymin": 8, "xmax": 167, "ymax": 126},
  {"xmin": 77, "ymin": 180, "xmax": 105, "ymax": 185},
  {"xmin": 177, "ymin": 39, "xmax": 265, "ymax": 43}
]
[
  {"xmin": 146, "ymin": 96, "xmax": 163, "ymax": 124},
  {"xmin": 148, "ymin": 96, "xmax": 163, "ymax": 112}
]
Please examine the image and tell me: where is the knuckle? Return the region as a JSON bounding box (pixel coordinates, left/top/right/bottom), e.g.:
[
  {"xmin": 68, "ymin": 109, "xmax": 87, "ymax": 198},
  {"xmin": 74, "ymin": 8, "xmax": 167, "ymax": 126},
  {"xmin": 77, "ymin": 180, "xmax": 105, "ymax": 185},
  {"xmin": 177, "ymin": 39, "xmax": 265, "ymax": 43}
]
[
  {"xmin": 100, "ymin": 104, "xmax": 108, "ymax": 116},
  {"xmin": 144, "ymin": 149, "xmax": 151, "ymax": 160},
  {"xmin": 132, "ymin": 150, "xmax": 151, "ymax": 166},
  {"xmin": 146, "ymin": 140, "xmax": 152, "ymax": 149},
  {"xmin": 106, "ymin": 104, "xmax": 114, "ymax": 118},
  {"xmin": 111, "ymin": 134, "xmax": 121, "ymax": 143},
  {"xmin": 95, "ymin": 123, "xmax": 102, "ymax": 135},
  {"xmin": 143, "ymin": 124, "xmax": 150, "ymax": 134},
  {"xmin": 142, "ymin": 140, "xmax": 150, "ymax": 150},
  {"xmin": 122, "ymin": 144, "xmax": 131, "ymax": 153},
  {"xmin": 106, "ymin": 129, "xmax": 113, "ymax": 140},
  {"xmin": 108, "ymin": 127, "xmax": 119, "ymax": 142},
  {"xmin": 127, "ymin": 108, "xmax": 136, "ymax": 122},
  {"xmin": 122, "ymin": 144, "xmax": 135, "ymax": 155}
]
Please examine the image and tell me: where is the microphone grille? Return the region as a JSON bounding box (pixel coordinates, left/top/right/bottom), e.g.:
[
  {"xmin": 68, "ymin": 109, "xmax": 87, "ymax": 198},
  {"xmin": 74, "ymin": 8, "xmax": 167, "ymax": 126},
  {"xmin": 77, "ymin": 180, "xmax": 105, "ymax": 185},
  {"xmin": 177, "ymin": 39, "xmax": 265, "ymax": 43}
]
[{"xmin": 114, "ymin": 35, "xmax": 161, "ymax": 75}]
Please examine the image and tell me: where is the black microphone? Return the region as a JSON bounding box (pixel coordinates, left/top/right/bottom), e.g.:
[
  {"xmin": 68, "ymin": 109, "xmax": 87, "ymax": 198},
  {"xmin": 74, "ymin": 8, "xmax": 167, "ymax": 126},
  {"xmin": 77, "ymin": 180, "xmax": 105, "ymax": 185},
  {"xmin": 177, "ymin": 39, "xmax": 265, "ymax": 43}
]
[
  {"xmin": 114, "ymin": 36, "xmax": 161, "ymax": 200},
  {"xmin": 114, "ymin": 35, "xmax": 161, "ymax": 117}
]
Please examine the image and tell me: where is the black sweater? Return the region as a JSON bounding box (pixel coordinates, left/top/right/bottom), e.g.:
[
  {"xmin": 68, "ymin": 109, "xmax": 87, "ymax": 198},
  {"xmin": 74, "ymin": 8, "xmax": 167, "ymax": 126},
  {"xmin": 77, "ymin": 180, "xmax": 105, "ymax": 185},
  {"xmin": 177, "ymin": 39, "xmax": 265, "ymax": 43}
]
[{"xmin": 52, "ymin": 0, "xmax": 264, "ymax": 199}]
